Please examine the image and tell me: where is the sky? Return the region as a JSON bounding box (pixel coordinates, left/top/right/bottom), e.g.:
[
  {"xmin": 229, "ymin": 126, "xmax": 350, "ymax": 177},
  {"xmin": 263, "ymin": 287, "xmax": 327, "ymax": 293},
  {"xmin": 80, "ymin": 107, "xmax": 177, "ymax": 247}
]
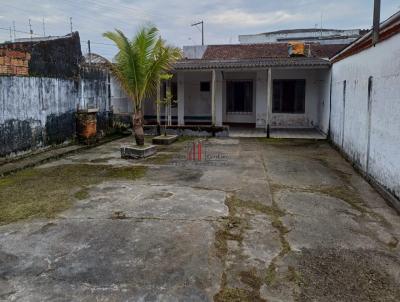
[{"xmin": 0, "ymin": 0, "xmax": 399, "ymax": 59}]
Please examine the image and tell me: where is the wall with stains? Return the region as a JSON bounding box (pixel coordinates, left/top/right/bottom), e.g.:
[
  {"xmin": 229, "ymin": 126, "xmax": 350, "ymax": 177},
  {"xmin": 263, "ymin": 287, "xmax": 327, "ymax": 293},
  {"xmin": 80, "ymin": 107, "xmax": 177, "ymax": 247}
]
[
  {"xmin": 0, "ymin": 72, "xmax": 110, "ymax": 157},
  {"xmin": 330, "ymin": 33, "xmax": 400, "ymax": 200}
]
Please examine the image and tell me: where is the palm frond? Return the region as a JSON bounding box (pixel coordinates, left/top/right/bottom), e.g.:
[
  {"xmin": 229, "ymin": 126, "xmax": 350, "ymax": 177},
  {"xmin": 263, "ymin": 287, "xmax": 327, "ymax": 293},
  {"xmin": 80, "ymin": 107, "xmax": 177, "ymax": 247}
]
[{"xmin": 103, "ymin": 25, "xmax": 182, "ymax": 111}]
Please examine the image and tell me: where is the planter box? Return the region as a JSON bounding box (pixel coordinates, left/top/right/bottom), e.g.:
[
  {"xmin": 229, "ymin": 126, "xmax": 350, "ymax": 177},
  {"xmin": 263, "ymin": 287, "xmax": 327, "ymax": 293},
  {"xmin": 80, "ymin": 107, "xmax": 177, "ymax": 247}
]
[
  {"xmin": 152, "ymin": 135, "xmax": 178, "ymax": 145},
  {"xmin": 121, "ymin": 145, "xmax": 156, "ymax": 159}
]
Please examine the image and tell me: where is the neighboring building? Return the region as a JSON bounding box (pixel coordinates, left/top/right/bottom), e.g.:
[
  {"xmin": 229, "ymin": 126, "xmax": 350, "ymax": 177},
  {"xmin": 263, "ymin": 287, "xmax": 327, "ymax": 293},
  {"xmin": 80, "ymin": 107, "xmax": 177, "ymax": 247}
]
[
  {"xmin": 0, "ymin": 34, "xmax": 112, "ymax": 157},
  {"xmin": 329, "ymin": 10, "xmax": 400, "ymax": 205},
  {"xmin": 239, "ymin": 28, "xmax": 367, "ymax": 45},
  {"xmin": 143, "ymin": 42, "xmax": 346, "ymax": 131}
]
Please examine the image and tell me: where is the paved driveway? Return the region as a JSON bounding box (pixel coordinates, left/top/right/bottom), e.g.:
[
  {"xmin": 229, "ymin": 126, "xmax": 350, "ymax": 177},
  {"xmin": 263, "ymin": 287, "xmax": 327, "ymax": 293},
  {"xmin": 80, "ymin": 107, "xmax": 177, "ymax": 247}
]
[{"xmin": 1, "ymin": 137, "xmax": 399, "ymax": 301}]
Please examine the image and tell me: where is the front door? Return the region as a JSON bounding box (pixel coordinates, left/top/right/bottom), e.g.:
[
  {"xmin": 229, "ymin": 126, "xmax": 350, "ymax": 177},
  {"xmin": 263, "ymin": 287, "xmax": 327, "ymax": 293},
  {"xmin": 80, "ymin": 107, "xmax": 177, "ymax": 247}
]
[{"xmin": 225, "ymin": 80, "xmax": 254, "ymax": 124}]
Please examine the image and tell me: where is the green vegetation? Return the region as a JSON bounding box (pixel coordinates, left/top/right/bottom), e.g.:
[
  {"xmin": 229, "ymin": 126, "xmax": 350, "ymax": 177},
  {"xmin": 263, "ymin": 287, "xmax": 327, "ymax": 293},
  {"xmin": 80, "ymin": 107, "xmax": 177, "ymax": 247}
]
[
  {"xmin": 214, "ymin": 272, "xmax": 266, "ymax": 302},
  {"xmin": 0, "ymin": 164, "xmax": 146, "ymax": 225},
  {"xmin": 103, "ymin": 25, "xmax": 181, "ymax": 145}
]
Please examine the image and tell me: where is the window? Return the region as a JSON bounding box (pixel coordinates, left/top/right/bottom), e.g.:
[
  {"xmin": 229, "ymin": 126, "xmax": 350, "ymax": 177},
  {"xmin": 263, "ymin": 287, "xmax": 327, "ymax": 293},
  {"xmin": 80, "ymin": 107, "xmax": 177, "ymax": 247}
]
[
  {"xmin": 162, "ymin": 81, "xmax": 178, "ymax": 107},
  {"xmin": 272, "ymin": 80, "xmax": 305, "ymax": 113},
  {"xmin": 226, "ymin": 81, "xmax": 253, "ymax": 113},
  {"xmin": 200, "ymin": 81, "xmax": 210, "ymax": 92}
]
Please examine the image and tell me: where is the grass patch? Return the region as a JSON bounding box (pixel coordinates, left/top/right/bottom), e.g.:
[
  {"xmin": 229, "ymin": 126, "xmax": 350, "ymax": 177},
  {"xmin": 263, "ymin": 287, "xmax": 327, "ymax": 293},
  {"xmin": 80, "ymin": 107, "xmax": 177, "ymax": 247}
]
[
  {"xmin": 214, "ymin": 272, "xmax": 266, "ymax": 302},
  {"xmin": 317, "ymin": 185, "xmax": 366, "ymax": 213},
  {"xmin": 240, "ymin": 268, "xmax": 264, "ymax": 291},
  {"xmin": 285, "ymin": 266, "xmax": 302, "ymax": 285},
  {"xmin": 214, "ymin": 287, "xmax": 265, "ymax": 302},
  {"xmin": 265, "ymin": 262, "xmax": 277, "ymax": 286},
  {"xmin": 74, "ymin": 188, "xmax": 90, "ymax": 200},
  {"xmin": 0, "ymin": 164, "xmax": 147, "ymax": 225},
  {"xmin": 143, "ymin": 153, "xmax": 173, "ymax": 165},
  {"xmin": 90, "ymin": 157, "xmax": 114, "ymax": 163}
]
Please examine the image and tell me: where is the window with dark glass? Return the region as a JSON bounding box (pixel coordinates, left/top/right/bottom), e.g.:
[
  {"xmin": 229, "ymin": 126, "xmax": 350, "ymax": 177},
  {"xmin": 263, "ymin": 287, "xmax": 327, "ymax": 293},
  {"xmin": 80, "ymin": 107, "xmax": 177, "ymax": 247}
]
[
  {"xmin": 200, "ymin": 81, "xmax": 210, "ymax": 92},
  {"xmin": 272, "ymin": 80, "xmax": 305, "ymax": 113},
  {"xmin": 226, "ymin": 81, "xmax": 253, "ymax": 113}
]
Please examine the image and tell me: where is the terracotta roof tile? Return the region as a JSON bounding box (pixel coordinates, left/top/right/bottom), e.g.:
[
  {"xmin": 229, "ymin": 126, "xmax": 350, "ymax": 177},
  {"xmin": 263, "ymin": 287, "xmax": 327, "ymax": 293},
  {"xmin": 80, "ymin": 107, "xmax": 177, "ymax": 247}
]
[{"xmin": 201, "ymin": 43, "xmax": 347, "ymax": 60}]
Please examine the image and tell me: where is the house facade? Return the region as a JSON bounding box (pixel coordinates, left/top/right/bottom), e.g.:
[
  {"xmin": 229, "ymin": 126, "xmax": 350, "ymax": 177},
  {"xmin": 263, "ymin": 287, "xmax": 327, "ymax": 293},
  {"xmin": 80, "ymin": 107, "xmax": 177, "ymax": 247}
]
[{"xmin": 143, "ymin": 43, "xmax": 346, "ymax": 135}]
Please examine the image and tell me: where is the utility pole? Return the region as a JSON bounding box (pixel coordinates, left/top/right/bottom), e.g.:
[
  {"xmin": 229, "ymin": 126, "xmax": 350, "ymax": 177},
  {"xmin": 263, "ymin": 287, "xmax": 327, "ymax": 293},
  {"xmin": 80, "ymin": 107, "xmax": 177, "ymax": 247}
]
[
  {"xmin": 42, "ymin": 17, "xmax": 46, "ymax": 37},
  {"xmin": 9, "ymin": 27, "xmax": 12, "ymax": 42},
  {"xmin": 13, "ymin": 21, "xmax": 16, "ymax": 40},
  {"xmin": 372, "ymin": 0, "xmax": 381, "ymax": 45},
  {"xmin": 28, "ymin": 19, "xmax": 33, "ymax": 39},
  {"xmin": 70, "ymin": 17, "xmax": 73, "ymax": 34},
  {"xmin": 191, "ymin": 21, "xmax": 204, "ymax": 46},
  {"xmin": 88, "ymin": 40, "xmax": 91, "ymax": 65}
]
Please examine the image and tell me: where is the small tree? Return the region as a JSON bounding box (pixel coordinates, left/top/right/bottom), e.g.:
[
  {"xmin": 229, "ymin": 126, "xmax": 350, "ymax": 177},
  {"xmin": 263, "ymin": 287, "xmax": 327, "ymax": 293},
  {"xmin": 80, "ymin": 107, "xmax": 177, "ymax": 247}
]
[
  {"xmin": 103, "ymin": 26, "xmax": 181, "ymax": 146},
  {"xmin": 156, "ymin": 74, "xmax": 176, "ymax": 136}
]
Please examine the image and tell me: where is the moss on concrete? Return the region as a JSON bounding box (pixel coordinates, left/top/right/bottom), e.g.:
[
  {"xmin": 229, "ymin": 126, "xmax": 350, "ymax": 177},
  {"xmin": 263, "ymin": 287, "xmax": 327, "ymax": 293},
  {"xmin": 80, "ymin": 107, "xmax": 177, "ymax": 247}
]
[
  {"xmin": 214, "ymin": 272, "xmax": 266, "ymax": 302},
  {"xmin": 265, "ymin": 262, "xmax": 277, "ymax": 286},
  {"xmin": 143, "ymin": 153, "xmax": 174, "ymax": 165},
  {"xmin": 74, "ymin": 188, "xmax": 90, "ymax": 200},
  {"xmin": 0, "ymin": 164, "xmax": 147, "ymax": 225}
]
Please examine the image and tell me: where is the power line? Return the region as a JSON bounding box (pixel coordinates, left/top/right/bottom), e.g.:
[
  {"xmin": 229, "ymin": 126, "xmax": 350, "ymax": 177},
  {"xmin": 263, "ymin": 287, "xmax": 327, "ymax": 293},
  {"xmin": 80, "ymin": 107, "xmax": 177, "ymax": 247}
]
[{"xmin": 0, "ymin": 26, "xmax": 41, "ymax": 36}]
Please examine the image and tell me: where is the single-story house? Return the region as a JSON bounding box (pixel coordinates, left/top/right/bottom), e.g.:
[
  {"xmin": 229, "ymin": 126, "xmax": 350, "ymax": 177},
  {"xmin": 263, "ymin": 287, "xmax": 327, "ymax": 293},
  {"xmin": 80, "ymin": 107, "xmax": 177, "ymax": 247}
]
[{"xmin": 143, "ymin": 42, "xmax": 347, "ymax": 135}]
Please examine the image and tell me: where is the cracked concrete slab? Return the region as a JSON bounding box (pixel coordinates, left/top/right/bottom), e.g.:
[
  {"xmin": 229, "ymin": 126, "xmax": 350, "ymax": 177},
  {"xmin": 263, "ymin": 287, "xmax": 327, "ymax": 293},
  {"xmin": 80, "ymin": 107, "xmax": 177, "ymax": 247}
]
[{"xmin": 0, "ymin": 137, "xmax": 399, "ymax": 301}]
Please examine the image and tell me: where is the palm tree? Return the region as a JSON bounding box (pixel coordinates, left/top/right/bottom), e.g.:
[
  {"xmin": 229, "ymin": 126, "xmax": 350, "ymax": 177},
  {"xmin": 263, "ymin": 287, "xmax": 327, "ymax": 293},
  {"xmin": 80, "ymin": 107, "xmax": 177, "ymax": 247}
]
[{"xmin": 103, "ymin": 26, "xmax": 181, "ymax": 146}]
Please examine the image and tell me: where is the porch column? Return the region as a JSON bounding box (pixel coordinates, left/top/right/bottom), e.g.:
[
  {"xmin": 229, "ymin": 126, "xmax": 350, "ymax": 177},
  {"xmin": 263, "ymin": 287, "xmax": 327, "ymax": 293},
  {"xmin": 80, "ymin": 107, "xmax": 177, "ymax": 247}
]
[
  {"xmin": 177, "ymin": 72, "xmax": 185, "ymax": 125},
  {"xmin": 266, "ymin": 68, "xmax": 273, "ymax": 133},
  {"xmin": 256, "ymin": 70, "xmax": 268, "ymax": 128},
  {"xmin": 211, "ymin": 69, "xmax": 223, "ymax": 126}
]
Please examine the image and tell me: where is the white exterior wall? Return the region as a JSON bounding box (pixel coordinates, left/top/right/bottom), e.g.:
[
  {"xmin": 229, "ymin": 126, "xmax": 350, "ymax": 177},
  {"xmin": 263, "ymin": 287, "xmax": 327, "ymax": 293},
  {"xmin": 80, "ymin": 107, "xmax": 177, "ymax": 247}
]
[
  {"xmin": 318, "ymin": 70, "xmax": 332, "ymax": 134},
  {"xmin": 330, "ymin": 33, "xmax": 400, "ymax": 199},
  {"xmin": 271, "ymin": 69, "xmax": 326, "ymax": 128},
  {"xmin": 167, "ymin": 68, "xmax": 328, "ymax": 129},
  {"xmin": 110, "ymin": 76, "xmax": 132, "ymax": 114},
  {"xmin": 183, "ymin": 72, "xmax": 212, "ymax": 121}
]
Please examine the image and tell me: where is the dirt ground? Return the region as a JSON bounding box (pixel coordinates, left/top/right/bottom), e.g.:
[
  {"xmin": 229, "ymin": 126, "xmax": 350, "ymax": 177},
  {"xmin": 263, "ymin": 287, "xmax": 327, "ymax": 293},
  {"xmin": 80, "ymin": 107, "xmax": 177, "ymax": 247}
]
[{"xmin": 0, "ymin": 137, "xmax": 399, "ymax": 301}]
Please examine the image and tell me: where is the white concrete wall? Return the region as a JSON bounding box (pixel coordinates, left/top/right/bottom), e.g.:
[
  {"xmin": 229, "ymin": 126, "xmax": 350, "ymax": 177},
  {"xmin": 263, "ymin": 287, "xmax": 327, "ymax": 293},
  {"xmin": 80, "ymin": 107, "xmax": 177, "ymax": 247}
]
[
  {"xmin": 330, "ymin": 33, "xmax": 400, "ymax": 199},
  {"xmin": 317, "ymin": 70, "xmax": 332, "ymax": 134},
  {"xmin": 110, "ymin": 76, "xmax": 132, "ymax": 114},
  {"xmin": 183, "ymin": 72, "xmax": 212, "ymax": 120},
  {"xmin": 271, "ymin": 68, "xmax": 326, "ymax": 128}
]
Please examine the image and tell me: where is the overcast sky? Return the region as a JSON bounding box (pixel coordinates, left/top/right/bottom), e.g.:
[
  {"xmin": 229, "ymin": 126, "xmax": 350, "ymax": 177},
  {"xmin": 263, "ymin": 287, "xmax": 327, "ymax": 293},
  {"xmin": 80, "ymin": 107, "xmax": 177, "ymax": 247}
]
[{"xmin": 1, "ymin": 0, "xmax": 399, "ymax": 59}]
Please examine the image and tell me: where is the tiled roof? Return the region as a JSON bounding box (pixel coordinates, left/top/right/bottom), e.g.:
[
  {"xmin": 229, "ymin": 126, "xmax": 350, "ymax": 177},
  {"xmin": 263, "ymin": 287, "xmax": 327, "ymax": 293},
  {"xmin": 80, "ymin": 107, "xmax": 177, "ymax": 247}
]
[
  {"xmin": 175, "ymin": 43, "xmax": 345, "ymax": 70},
  {"xmin": 174, "ymin": 57, "xmax": 330, "ymax": 70},
  {"xmin": 202, "ymin": 43, "xmax": 347, "ymax": 60}
]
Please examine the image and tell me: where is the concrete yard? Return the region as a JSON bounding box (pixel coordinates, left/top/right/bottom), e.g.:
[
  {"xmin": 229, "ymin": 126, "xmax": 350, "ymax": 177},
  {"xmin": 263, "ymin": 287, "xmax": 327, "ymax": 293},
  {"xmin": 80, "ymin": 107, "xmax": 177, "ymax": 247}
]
[{"xmin": 0, "ymin": 137, "xmax": 400, "ymax": 301}]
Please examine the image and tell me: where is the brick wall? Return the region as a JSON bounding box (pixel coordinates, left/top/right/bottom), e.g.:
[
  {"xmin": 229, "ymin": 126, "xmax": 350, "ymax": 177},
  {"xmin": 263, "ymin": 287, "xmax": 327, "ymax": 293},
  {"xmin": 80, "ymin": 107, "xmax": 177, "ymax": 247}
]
[{"xmin": 0, "ymin": 49, "xmax": 30, "ymax": 76}]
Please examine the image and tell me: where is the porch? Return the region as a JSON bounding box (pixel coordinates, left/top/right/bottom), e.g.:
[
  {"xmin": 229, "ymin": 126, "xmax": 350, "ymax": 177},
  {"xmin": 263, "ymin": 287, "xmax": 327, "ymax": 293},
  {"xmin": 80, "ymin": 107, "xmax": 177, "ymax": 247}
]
[{"xmin": 145, "ymin": 60, "xmax": 332, "ymax": 137}]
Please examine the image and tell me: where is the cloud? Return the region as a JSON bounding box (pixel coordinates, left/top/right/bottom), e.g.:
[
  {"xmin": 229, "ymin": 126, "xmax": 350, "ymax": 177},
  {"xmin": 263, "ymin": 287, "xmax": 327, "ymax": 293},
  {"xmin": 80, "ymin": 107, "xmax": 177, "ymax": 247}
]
[{"xmin": 208, "ymin": 9, "xmax": 306, "ymax": 27}]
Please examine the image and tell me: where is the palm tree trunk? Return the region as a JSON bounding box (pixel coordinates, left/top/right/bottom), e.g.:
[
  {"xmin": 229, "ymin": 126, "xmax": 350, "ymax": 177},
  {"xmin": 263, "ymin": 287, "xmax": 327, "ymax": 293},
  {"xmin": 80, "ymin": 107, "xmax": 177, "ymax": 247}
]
[{"xmin": 133, "ymin": 109, "xmax": 145, "ymax": 146}]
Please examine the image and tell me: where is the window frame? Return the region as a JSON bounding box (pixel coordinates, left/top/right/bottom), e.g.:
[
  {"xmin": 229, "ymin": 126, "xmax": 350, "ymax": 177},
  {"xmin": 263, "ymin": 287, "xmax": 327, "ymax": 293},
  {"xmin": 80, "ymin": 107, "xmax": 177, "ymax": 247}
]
[
  {"xmin": 200, "ymin": 81, "xmax": 210, "ymax": 92},
  {"xmin": 226, "ymin": 80, "xmax": 254, "ymax": 114},
  {"xmin": 272, "ymin": 79, "xmax": 306, "ymax": 114}
]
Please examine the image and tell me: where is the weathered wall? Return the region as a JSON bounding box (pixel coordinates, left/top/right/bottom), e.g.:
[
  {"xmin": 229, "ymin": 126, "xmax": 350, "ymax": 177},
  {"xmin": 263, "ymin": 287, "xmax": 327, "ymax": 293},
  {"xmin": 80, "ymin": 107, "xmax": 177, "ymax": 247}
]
[
  {"xmin": 0, "ymin": 32, "xmax": 82, "ymax": 79},
  {"xmin": 0, "ymin": 71, "xmax": 110, "ymax": 157},
  {"xmin": 0, "ymin": 77, "xmax": 77, "ymax": 156},
  {"xmin": 330, "ymin": 33, "xmax": 400, "ymax": 200}
]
